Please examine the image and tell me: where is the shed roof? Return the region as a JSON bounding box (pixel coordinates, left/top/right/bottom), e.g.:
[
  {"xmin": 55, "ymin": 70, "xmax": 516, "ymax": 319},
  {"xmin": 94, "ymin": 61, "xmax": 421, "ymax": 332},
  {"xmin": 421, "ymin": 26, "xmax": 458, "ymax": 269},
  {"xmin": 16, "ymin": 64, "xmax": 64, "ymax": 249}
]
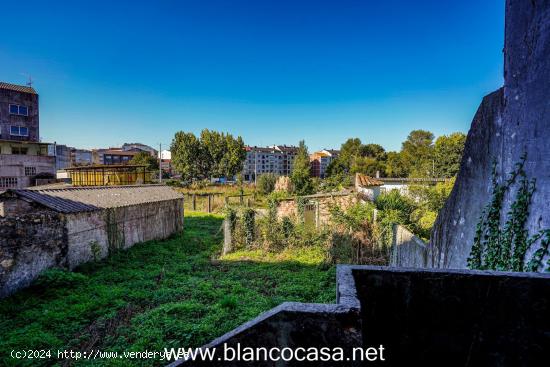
[
  {"xmin": 0, "ymin": 82, "xmax": 37, "ymax": 95},
  {"xmin": 356, "ymin": 173, "xmax": 384, "ymax": 187},
  {"xmin": 3, "ymin": 185, "xmax": 183, "ymax": 214}
]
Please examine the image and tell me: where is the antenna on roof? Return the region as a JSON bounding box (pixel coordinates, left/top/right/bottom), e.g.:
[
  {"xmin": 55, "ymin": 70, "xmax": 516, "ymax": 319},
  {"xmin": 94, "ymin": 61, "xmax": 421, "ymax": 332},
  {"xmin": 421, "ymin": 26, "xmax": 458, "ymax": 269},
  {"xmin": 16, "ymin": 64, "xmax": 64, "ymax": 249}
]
[{"xmin": 20, "ymin": 73, "xmax": 33, "ymax": 87}]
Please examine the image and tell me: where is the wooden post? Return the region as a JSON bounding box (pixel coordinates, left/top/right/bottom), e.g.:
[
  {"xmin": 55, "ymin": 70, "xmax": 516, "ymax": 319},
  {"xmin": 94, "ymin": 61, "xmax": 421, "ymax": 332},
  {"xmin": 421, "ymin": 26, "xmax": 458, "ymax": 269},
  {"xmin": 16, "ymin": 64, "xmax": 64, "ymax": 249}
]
[
  {"xmin": 192, "ymin": 194, "xmax": 196, "ymax": 211},
  {"xmin": 208, "ymin": 195, "xmax": 212, "ymax": 213}
]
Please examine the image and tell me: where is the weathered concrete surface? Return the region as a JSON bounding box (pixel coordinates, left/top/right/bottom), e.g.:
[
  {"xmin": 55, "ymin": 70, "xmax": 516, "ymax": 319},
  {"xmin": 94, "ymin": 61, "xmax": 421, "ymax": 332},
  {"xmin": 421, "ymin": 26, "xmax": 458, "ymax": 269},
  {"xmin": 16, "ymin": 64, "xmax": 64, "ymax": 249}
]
[
  {"xmin": 0, "ymin": 211, "xmax": 67, "ymax": 298},
  {"xmin": 169, "ymin": 266, "xmax": 550, "ymax": 366},
  {"xmin": 170, "ymin": 266, "xmax": 362, "ymax": 366},
  {"xmin": 390, "ymin": 224, "xmax": 428, "ymax": 267},
  {"xmin": 353, "ymin": 266, "xmax": 550, "ymax": 366},
  {"xmin": 429, "ymin": 0, "xmax": 550, "ymax": 268},
  {"xmin": 0, "ymin": 198, "xmax": 184, "ymax": 297}
]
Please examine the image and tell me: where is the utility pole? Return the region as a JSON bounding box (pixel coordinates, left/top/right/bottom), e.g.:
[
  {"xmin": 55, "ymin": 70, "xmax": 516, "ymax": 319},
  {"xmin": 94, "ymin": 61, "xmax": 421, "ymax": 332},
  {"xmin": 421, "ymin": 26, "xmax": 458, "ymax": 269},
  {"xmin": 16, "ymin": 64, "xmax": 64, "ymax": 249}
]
[
  {"xmin": 159, "ymin": 143, "xmax": 162, "ymax": 183},
  {"xmin": 254, "ymin": 149, "xmax": 257, "ymax": 185}
]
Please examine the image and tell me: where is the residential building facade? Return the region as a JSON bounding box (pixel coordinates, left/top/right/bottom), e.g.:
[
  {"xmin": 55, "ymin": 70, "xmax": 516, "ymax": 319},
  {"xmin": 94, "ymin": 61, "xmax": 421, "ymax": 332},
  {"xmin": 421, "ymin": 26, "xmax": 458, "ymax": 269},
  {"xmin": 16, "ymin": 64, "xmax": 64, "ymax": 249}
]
[
  {"xmin": 0, "ymin": 82, "xmax": 55, "ymax": 189},
  {"xmin": 310, "ymin": 149, "xmax": 339, "ymax": 178},
  {"xmin": 92, "ymin": 147, "xmax": 139, "ymax": 165},
  {"xmin": 242, "ymin": 145, "xmax": 298, "ymax": 182}
]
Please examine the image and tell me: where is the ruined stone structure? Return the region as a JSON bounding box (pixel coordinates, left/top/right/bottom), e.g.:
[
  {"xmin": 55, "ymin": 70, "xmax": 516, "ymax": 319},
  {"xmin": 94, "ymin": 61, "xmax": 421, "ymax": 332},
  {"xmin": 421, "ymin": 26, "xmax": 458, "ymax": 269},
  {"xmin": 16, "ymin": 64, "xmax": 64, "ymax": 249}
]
[
  {"xmin": 276, "ymin": 191, "xmax": 357, "ymax": 226},
  {"xmin": 390, "ymin": 224, "xmax": 428, "ymax": 268},
  {"xmin": 429, "ymin": 0, "xmax": 550, "ymax": 268},
  {"xmin": 0, "ymin": 185, "xmax": 184, "ymax": 297},
  {"xmin": 171, "ymin": 266, "xmax": 550, "ymax": 366}
]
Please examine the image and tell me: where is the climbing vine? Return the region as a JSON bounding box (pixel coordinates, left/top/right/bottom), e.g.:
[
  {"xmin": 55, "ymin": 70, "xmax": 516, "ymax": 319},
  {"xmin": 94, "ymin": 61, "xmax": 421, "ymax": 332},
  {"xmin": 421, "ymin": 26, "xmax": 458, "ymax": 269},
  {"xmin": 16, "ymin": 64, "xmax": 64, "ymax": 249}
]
[
  {"xmin": 468, "ymin": 154, "xmax": 550, "ymax": 272},
  {"xmin": 242, "ymin": 208, "xmax": 256, "ymax": 247}
]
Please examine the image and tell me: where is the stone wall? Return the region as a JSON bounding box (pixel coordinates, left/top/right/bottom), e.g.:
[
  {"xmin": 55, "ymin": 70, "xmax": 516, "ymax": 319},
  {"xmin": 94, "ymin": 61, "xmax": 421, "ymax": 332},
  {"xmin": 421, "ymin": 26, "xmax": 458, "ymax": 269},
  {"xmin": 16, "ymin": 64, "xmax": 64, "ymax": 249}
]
[
  {"xmin": 276, "ymin": 193, "xmax": 357, "ymax": 225},
  {"xmin": 0, "ymin": 198, "xmax": 184, "ymax": 297},
  {"xmin": 429, "ymin": 0, "xmax": 550, "ymax": 268},
  {"xmin": 390, "ymin": 224, "xmax": 428, "ymax": 268},
  {"xmin": 0, "ymin": 211, "xmax": 67, "ymax": 298}
]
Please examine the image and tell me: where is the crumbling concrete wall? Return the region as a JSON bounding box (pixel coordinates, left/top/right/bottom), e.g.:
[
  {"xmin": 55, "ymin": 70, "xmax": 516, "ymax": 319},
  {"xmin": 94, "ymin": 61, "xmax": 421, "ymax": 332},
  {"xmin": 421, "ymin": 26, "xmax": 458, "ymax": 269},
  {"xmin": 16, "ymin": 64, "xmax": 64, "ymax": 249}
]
[
  {"xmin": 429, "ymin": 0, "xmax": 550, "ymax": 268},
  {"xmin": 66, "ymin": 199, "xmax": 184, "ymax": 268},
  {"xmin": 0, "ymin": 211, "xmax": 67, "ymax": 298},
  {"xmin": 0, "ymin": 198, "xmax": 184, "ymax": 297},
  {"xmin": 390, "ymin": 224, "xmax": 428, "ymax": 268}
]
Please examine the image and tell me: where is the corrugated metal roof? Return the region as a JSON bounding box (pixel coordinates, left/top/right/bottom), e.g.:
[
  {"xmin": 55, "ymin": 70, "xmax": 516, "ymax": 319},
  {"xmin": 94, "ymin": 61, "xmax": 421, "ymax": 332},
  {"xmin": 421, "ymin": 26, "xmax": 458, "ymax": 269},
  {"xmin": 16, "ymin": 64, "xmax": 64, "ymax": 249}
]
[
  {"xmin": 5, "ymin": 185, "xmax": 183, "ymax": 214},
  {"xmin": 0, "ymin": 82, "xmax": 37, "ymax": 95},
  {"xmin": 356, "ymin": 173, "xmax": 383, "ymax": 187}
]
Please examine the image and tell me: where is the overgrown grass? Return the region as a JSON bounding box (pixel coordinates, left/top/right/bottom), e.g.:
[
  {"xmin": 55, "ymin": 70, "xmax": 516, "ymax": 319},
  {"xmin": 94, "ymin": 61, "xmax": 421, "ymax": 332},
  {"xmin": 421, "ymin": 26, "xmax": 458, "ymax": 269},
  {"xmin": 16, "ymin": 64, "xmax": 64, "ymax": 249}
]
[{"xmin": 0, "ymin": 212, "xmax": 335, "ymax": 366}]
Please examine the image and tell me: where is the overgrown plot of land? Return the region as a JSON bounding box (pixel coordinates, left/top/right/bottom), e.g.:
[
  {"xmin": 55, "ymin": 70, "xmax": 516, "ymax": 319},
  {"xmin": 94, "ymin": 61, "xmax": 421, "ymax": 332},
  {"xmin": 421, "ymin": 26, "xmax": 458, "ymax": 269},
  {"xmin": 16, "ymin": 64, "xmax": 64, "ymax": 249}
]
[{"xmin": 0, "ymin": 213, "xmax": 336, "ymax": 366}]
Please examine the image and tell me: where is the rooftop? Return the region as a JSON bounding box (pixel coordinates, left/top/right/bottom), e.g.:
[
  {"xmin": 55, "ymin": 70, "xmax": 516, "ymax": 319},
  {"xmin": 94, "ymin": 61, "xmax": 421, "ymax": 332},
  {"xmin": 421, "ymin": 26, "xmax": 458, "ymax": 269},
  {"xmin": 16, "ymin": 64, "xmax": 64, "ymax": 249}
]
[
  {"xmin": 0, "ymin": 82, "xmax": 37, "ymax": 95},
  {"xmin": 356, "ymin": 173, "xmax": 384, "ymax": 187},
  {"xmin": 2, "ymin": 185, "xmax": 183, "ymax": 214}
]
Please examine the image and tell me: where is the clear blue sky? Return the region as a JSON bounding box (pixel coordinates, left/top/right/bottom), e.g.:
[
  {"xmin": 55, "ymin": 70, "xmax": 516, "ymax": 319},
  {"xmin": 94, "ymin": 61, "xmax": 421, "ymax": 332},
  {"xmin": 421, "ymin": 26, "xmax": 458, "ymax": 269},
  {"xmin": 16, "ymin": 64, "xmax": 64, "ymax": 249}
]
[{"xmin": 0, "ymin": 0, "xmax": 504, "ymax": 152}]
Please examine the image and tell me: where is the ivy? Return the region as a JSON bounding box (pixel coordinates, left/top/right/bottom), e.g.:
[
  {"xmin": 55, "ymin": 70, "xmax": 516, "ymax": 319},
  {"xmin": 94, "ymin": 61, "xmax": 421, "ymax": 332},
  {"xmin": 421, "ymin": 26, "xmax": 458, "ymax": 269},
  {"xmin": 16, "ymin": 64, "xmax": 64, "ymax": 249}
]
[{"xmin": 468, "ymin": 154, "xmax": 550, "ymax": 272}]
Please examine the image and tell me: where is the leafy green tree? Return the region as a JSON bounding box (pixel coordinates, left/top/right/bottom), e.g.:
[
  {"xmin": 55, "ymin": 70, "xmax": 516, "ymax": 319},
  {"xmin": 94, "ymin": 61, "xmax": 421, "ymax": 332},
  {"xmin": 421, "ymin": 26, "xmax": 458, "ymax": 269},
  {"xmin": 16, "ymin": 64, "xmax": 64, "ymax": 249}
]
[
  {"xmin": 350, "ymin": 156, "xmax": 386, "ymax": 177},
  {"xmin": 384, "ymin": 151, "xmax": 409, "ymax": 177},
  {"xmin": 401, "ymin": 130, "xmax": 435, "ymax": 177},
  {"xmin": 291, "ymin": 140, "xmax": 314, "ymax": 195},
  {"xmin": 325, "ymin": 158, "xmax": 347, "ymax": 177},
  {"xmin": 338, "ymin": 138, "xmax": 363, "ymax": 168},
  {"xmin": 360, "ymin": 143, "xmax": 386, "ymax": 159},
  {"xmin": 434, "ymin": 132, "xmax": 466, "ymax": 178},
  {"xmin": 171, "ymin": 129, "xmax": 246, "ymax": 181},
  {"xmin": 171, "ymin": 131, "xmax": 207, "ymax": 181},
  {"xmin": 129, "ymin": 151, "xmax": 159, "ymax": 171}
]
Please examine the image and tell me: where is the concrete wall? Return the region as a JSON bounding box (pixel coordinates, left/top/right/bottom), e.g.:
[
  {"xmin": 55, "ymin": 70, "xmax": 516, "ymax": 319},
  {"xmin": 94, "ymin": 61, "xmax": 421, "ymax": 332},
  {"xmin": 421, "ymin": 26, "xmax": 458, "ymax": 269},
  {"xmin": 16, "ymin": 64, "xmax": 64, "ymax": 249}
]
[
  {"xmin": 429, "ymin": 0, "xmax": 550, "ymax": 269},
  {"xmin": 0, "ymin": 152, "xmax": 56, "ymax": 189},
  {"xmin": 66, "ymin": 199, "xmax": 185, "ymax": 268},
  {"xmin": 0, "ymin": 211, "xmax": 67, "ymax": 298},
  {"xmin": 0, "ymin": 198, "xmax": 184, "ymax": 297},
  {"xmin": 390, "ymin": 224, "xmax": 428, "ymax": 268},
  {"xmin": 353, "ymin": 267, "xmax": 550, "ymax": 366}
]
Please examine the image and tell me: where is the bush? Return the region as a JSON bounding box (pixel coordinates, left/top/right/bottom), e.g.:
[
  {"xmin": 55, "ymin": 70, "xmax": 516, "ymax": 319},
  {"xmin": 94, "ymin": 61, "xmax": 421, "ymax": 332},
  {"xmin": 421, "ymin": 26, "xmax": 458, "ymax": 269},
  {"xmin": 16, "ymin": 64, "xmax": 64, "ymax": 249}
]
[{"xmin": 257, "ymin": 173, "xmax": 277, "ymax": 195}]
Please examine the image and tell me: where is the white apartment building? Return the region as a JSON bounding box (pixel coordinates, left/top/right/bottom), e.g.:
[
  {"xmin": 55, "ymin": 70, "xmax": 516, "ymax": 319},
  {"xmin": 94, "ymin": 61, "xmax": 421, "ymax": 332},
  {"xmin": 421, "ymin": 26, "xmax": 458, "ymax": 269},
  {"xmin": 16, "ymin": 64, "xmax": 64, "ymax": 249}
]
[{"xmin": 242, "ymin": 145, "xmax": 298, "ymax": 182}]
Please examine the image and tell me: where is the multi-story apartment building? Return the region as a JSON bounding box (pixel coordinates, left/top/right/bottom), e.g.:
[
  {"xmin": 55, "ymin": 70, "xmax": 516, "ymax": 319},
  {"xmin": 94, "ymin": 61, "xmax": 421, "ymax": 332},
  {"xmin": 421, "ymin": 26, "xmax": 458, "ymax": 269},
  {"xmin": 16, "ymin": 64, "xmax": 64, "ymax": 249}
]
[
  {"xmin": 70, "ymin": 148, "xmax": 93, "ymax": 166},
  {"xmin": 310, "ymin": 149, "xmax": 340, "ymax": 178},
  {"xmin": 92, "ymin": 143, "xmax": 156, "ymax": 165},
  {"xmin": 242, "ymin": 145, "xmax": 298, "ymax": 182},
  {"xmin": 0, "ymin": 82, "xmax": 55, "ymax": 189},
  {"xmin": 92, "ymin": 147, "xmax": 139, "ymax": 165},
  {"xmin": 122, "ymin": 142, "xmax": 158, "ymax": 157}
]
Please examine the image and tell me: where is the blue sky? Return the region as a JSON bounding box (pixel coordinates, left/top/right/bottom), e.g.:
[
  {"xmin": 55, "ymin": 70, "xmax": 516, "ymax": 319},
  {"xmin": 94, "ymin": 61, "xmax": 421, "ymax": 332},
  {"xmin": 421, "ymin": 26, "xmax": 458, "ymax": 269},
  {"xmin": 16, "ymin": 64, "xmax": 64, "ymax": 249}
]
[{"xmin": 0, "ymin": 0, "xmax": 504, "ymax": 152}]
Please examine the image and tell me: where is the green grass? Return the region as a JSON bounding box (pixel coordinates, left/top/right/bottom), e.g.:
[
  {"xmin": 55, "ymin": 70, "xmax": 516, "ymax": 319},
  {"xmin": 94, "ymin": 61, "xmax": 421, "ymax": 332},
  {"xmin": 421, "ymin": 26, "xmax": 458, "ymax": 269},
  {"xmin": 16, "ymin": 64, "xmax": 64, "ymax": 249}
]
[{"xmin": 0, "ymin": 212, "xmax": 335, "ymax": 366}]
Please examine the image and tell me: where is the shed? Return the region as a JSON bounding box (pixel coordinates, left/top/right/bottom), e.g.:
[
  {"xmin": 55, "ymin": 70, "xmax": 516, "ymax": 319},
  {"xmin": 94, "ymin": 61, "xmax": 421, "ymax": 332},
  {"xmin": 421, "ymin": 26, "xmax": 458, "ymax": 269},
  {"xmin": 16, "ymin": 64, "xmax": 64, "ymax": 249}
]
[
  {"xmin": 0, "ymin": 185, "xmax": 184, "ymax": 297},
  {"xmin": 355, "ymin": 173, "xmax": 383, "ymax": 201}
]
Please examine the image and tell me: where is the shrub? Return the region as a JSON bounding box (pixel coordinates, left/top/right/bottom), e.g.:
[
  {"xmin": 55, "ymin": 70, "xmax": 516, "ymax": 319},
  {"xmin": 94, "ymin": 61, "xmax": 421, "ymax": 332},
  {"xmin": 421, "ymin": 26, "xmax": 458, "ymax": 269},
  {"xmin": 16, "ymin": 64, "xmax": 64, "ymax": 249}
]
[{"xmin": 257, "ymin": 173, "xmax": 277, "ymax": 195}]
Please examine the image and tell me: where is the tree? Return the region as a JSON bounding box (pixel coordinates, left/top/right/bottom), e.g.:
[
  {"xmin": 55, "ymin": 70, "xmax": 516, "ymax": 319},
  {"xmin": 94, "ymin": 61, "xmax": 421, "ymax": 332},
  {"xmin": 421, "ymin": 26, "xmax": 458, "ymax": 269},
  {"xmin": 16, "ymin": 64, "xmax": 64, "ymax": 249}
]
[
  {"xmin": 401, "ymin": 130, "xmax": 435, "ymax": 177},
  {"xmin": 171, "ymin": 130, "xmax": 246, "ymax": 181},
  {"xmin": 350, "ymin": 156, "xmax": 386, "ymax": 177},
  {"xmin": 257, "ymin": 173, "xmax": 277, "ymax": 195},
  {"xmin": 170, "ymin": 132, "xmax": 207, "ymax": 181},
  {"xmin": 434, "ymin": 132, "xmax": 466, "ymax": 178},
  {"xmin": 384, "ymin": 151, "xmax": 409, "ymax": 177},
  {"xmin": 361, "ymin": 144, "xmax": 386, "ymax": 159},
  {"xmin": 291, "ymin": 140, "xmax": 314, "ymax": 195},
  {"xmin": 338, "ymin": 138, "xmax": 363, "ymax": 169},
  {"xmin": 129, "ymin": 151, "xmax": 159, "ymax": 171},
  {"xmin": 325, "ymin": 158, "xmax": 347, "ymax": 177}
]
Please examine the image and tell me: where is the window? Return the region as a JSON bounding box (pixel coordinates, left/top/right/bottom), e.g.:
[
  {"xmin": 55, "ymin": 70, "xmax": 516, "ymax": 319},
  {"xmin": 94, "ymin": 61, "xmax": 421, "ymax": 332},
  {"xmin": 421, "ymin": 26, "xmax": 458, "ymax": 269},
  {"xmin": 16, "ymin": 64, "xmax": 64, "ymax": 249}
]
[
  {"xmin": 8, "ymin": 104, "xmax": 29, "ymax": 116},
  {"xmin": 11, "ymin": 146, "xmax": 28, "ymax": 155},
  {"xmin": 25, "ymin": 167, "xmax": 36, "ymax": 176},
  {"xmin": 10, "ymin": 126, "xmax": 29, "ymax": 137},
  {"xmin": 0, "ymin": 177, "xmax": 18, "ymax": 188}
]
